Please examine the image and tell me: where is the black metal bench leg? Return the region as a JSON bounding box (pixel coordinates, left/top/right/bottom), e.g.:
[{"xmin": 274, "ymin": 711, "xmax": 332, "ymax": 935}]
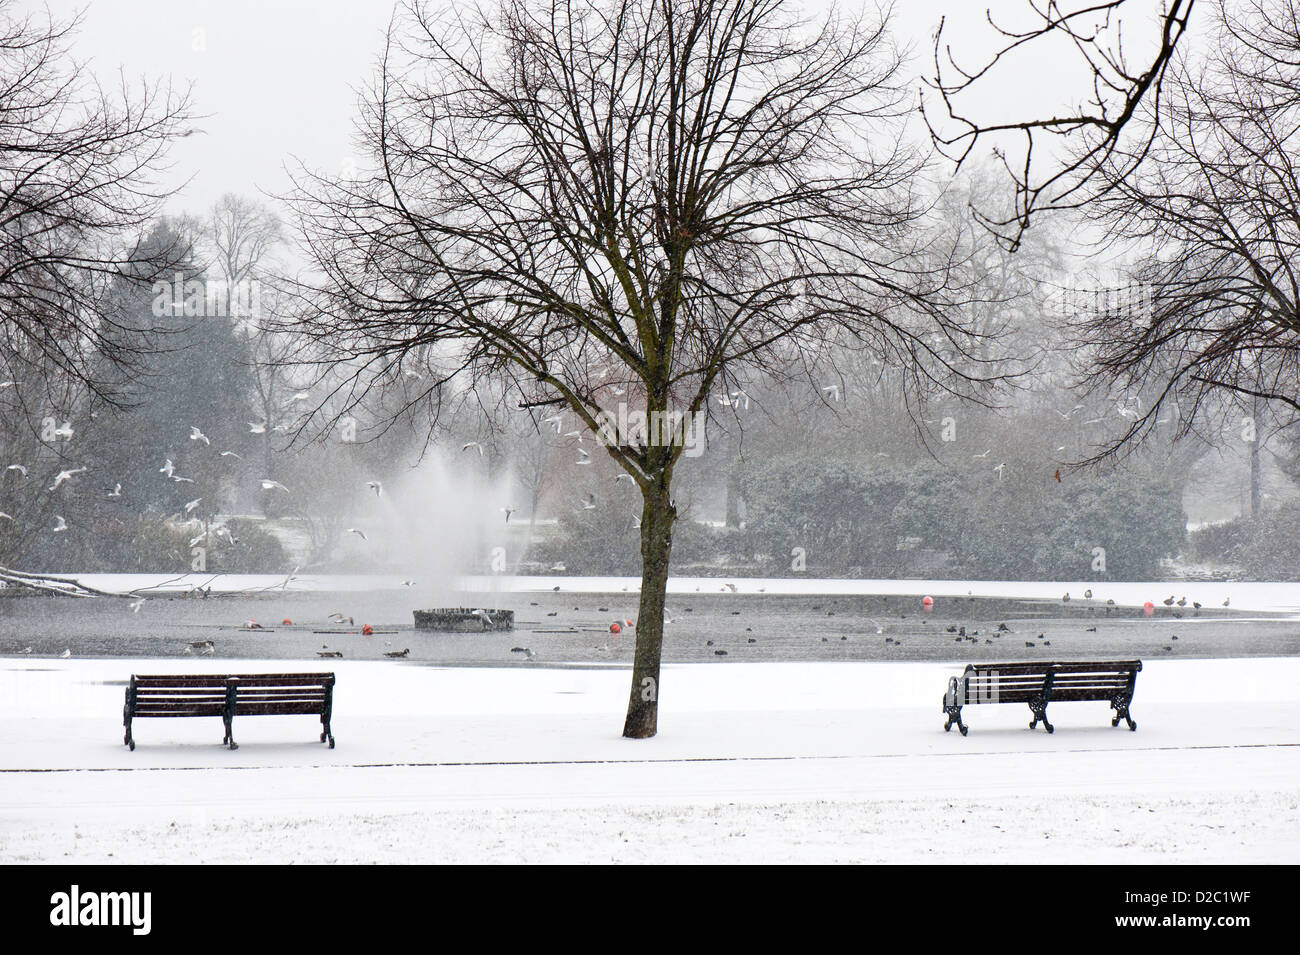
[
  {"xmin": 1029, "ymin": 697, "xmax": 1054, "ymax": 733},
  {"xmin": 124, "ymin": 719, "xmax": 134, "ymax": 751},
  {"xmin": 943, "ymin": 703, "xmax": 968, "ymax": 736},
  {"xmin": 1111, "ymin": 694, "xmax": 1137, "ymax": 731},
  {"xmin": 321, "ymin": 716, "xmax": 334, "ymax": 748},
  {"xmin": 223, "ymin": 715, "xmax": 238, "ymax": 750}
]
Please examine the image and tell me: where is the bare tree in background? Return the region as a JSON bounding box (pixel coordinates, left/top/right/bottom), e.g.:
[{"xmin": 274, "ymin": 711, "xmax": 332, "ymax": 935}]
[
  {"xmin": 0, "ymin": 2, "xmax": 194, "ymax": 407},
  {"xmin": 925, "ymin": 0, "xmax": 1196, "ymax": 247},
  {"xmin": 287, "ymin": 0, "xmax": 1007, "ymax": 738},
  {"xmin": 1069, "ymin": 0, "xmax": 1300, "ymax": 469}
]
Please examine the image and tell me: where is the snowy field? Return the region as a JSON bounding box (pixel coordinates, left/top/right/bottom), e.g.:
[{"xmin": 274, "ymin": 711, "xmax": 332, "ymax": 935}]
[{"xmin": 1, "ymin": 657, "xmax": 1296, "ymax": 863}]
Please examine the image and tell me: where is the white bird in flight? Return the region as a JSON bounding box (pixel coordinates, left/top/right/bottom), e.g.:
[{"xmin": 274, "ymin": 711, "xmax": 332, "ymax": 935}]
[
  {"xmin": 220, "ymin": 450, "xmax": 242, "ymax": 459},
  {"xmin": 5, "ymin": 464, "xmax": 26, "ymax": 476},
  {"xmin": 347, "ymin": 527, "xmax": 367, "ymax": 541},
  {"xmin": 366, "ymin": 481, "xmax": 382, "ymax": 497},
  {"xmin": 51, "ymin": 515, "xmax": 68, "ymax": 532},
  {"xmin": 106, "ymin": 483, "xmax": 122, "ymax": 497},
  {"xmin": 189, "ymin": 426, "xmax": 210, "ymax": 445},
  {"xmin": 52, "ymin": 422, "xmax": 73, "ymax": 440},
  {"xmin": 248, "ymin": 421, "xmax": 267, "ymax": 434},
  {"xmin": 48, "ymin": 467, "xmax": 87, "ymax": 490},
  {"xmin": 160, "ymin": 459, "xmax": 175, "ymax": 478},
  {"xmin": 0, "ymin": 511, "xmax": 15, "ymax": 523},
  {"xmin": 261, "ymin": 479, "xmax": 289, "ymax": 492},
  {"xmin": 462, "ymin": 442, "xmax": 484, "ymax": 455},
  {"xmin": 184, "ymin": 498, "xmax": 202, "ymax": 514}
]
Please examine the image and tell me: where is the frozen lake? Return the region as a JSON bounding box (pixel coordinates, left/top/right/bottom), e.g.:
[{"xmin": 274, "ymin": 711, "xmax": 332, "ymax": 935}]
[{"xmin": 1, "ymin": 574, "xmax": 1297, "ymax": 663}]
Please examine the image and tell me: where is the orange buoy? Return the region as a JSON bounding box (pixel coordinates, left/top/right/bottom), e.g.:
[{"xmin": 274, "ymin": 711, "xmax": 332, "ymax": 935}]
[
  {"xmin": 921, "ymin": 596, "xmax": 934, "ymax": 612},
  {"xmin": 1142, "ymin": 602, "xmax": 1154, "ymax": 617},
  {"xmin": 609, "ymin": 622, "xmax": 622, "ymax": 634},
  {"xmin": 282, "ymin": 618, "xmax": 293, "ymax": 625},
  {"xmin": 625, "ymin": 619, "xmax": 633, "ymax": 628},
  {"xmin": 361, "ymin": 624, "xmax": 374, "ymax": 636}
]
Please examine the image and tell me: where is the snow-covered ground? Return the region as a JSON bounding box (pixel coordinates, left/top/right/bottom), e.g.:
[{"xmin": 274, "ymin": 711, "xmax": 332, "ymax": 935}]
[
  {"xmin": 1, "ymin": 657, "xmax": 1296, "ymax": 863},
  {"xmin": 14, "ymin": 572, "xmax": 1300, "ymax": 613}
]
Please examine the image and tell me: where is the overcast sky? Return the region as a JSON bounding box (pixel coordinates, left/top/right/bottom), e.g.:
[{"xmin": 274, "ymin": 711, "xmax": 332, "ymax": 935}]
[{"xmin": 41, "ymin": 0, "xmax": 1199, "ymax": 218}]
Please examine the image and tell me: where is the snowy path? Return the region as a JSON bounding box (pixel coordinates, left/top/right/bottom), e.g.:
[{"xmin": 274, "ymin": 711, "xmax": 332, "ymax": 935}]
[{"xmin": 0, "ymin": 658, "xmax": 1296, "ymax": 862}]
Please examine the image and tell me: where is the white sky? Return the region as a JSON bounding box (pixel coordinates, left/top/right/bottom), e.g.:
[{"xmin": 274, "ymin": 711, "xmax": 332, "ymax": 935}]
[{"xmin": 40, "ymin": 0, "xmax": 1207, "ymax": 218}]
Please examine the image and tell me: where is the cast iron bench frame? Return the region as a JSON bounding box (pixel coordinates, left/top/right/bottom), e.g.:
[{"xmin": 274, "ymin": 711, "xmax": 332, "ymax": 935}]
[
  {"xmin": 942, "ymin": 660, "xmax": 1141, "ymax": 736},
  {"xmin": 123, "ymin": 672, "xmax": 335, "ymax": 751}
]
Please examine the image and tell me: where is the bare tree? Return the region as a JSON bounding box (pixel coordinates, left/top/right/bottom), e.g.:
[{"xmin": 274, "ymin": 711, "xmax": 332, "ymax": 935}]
[
  {"xmin": 925, "ymin": 0, "xmax": 1196, "ymax": 248},
  {"xmin": 287, "ymin": 0, "xmax": 1005, "ymax": 738},
  {"xmin": 1070, "ymin": 0, "xmax": 1300, "ymax": 463},
  {"xmin": 0, "ymin": 2, "xmax": 194, "ymax": 407}
]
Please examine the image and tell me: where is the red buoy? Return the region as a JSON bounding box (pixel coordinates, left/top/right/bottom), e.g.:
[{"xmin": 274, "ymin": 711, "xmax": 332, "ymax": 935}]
[
  {"xmin": 609, "ymin": 622, "xmax": 621, "ymax": 634},
  {"xmin": 361, "ymin": 624, "xmax": 373, "ymax": 635},
  {"xmin": 282, "ymin": 618, "xmax": 293, "ymax": 625},
  {"xmin": 921, "ymin": 596, "xmax": 934, "ymax": 612},
  {"xmin": 1142, "ymin": 602, "xmax": 1154, "ymax": 617}
]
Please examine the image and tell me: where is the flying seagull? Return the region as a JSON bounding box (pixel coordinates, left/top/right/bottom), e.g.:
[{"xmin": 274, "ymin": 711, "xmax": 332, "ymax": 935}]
[
  {"xmin": 49, "ymin": 467, "xmax": 87, "ymax": 490},
  {"xmin": 184, "ymin": 498, "xmax": 202, "ymax": 514},
  {"xmin": 106, "ymin": 483, "xmax": 122, "ymax": 497},
  {"xmin": 462, "ymin": 442, "xmax": 484, "ymax": 455},
  {"xmin": 220, "ymin": 450, "xmax": 243, "ymax": 460},
  {"xmin": 347, "ymin": 527, "xmax": 368, "ymax": 541},
  {"xmin": 189, "ymin": 426, "xmax": 210, "ymax": 445},
  {"xmin": 500, "ymin": 506, "xmax": 516, "ymax": 523},
  {"xmin": 52, "ymin": 515, "xmax": 68, "ymax": 532},
  {"xmin": 160, "ymin": 459, "xmax": 175, "ymax": 478},
  {"xmin": 248, "ymin": 421, "xmax": 267, "ymax": 434},
  {"xmin": 5, "ymin": 464, "xmax": 27, "ymax": 476},
  {"xmin": 366, "ymin": 481, "xmax": 382, "ymax": 497},
  {"xmin": 261, "ymin": 479, "xmax": 289, "ymax": 492}
]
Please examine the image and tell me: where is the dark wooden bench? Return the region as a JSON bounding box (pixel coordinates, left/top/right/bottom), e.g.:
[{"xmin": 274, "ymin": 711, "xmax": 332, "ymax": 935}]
[
  {"xmin": 123, "ymin": 673, "xmax": 335, "ymax": 751},
  {"xmin": 942, "ymin": 660, "xmax": 1141, "ymax": 735}
]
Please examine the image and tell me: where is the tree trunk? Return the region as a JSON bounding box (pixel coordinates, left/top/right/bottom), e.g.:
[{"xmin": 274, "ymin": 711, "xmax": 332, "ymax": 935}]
[
  {"xmin": 623, "ymin": 479, "xmax": 675, "ymax": 739},
  {"xmin": 1249, "ymin": 434, "xmax": 1262, "ymax": 519},
  {"xmin": 1249, "ymin": 396, "xmax": 1262, "ymax": 520}
]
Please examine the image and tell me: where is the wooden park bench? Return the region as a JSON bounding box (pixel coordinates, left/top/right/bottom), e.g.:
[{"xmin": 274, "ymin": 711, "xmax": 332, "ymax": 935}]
[
  {"xmin": 123, "ymin": 673, "xmax": 335, "ymax": 751},
  {"xmin": 942, "ymin": 660, "xmax": 1141, "ymax": 736}
]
